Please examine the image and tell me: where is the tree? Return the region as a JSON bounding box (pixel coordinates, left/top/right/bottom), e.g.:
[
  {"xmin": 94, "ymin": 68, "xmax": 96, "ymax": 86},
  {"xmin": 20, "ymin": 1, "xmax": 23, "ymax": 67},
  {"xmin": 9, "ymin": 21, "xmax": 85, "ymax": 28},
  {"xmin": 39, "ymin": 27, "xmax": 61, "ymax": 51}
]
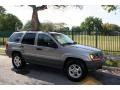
[
  {"xmin": 80, "ymin": 16, "xmax": 103, "ymax": 35},
  {"xmin": 0, "ymin": 6, "xmax": 6, "ymax": 14},
  {"xmin": 22, "ymin": 21, "xmax": 32, "ymax": 31},
  {"xmin": 0, "ymin": 14, "xmax": 23, "ymax": 32},
  {"xmin": 28, "ymin": 5, "xmax": 47, "ymax": 31},
  {"xmin": 0, "ymin": 7, "xmax": 23, "ymax": 32},
  {"xmin": 41, "ymin": 22, "xmax": 55, "ymax": 31},
  {"xmin": 72, "ymin": 26, "xmax": 81, "ymax": 31},
  {"xmin": 102, "ymin": 5, "xmax": 119, "ymax": 13},
  {"xmin": 62, "ymin": 27, "xmax": 69, "ymax": 31},
  {"xmin": 23, "ymin": 21, "xmax": 67, "ymax": 31},
  {"xmin": 102, "ymin": 23, "xmax": 120, "ymax": 35},
  {"xmin": 27, "ymin": 5, "xmax": 83, "ymax": 31},
  {"xmin": 102, "ymin": 5, "xmax": 120, "ymax": 35}
]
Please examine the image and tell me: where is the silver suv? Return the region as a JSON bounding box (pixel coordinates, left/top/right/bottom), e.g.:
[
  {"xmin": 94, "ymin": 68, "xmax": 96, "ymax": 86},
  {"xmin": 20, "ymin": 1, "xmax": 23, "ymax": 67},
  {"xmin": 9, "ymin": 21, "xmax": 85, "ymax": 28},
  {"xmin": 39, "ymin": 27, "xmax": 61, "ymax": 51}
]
[{"xmin": 5, "ymin": 31, "xmax": 105, "ymax": 81}]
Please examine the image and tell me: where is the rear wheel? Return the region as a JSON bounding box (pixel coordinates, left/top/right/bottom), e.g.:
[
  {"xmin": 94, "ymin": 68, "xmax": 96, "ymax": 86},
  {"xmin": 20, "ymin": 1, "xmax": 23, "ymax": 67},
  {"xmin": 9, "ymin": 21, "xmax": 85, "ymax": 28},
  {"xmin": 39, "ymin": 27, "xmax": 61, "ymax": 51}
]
[
  {"xmin": 65, "ymin": 61, "xmax": 87, "ymax": 81},
  {"xmin": 12, "ymin": 53, "xmax": 26, "ymax": 69}
]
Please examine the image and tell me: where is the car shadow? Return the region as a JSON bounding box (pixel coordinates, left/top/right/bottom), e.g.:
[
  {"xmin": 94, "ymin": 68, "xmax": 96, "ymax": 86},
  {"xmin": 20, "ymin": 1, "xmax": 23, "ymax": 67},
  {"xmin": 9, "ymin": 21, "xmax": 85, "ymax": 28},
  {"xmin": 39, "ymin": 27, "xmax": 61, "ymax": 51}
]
[
  {"xmin": 11, "ymin": 64, "xmax": 78, "ymax": 85},
  {"xmin": 11, "ymin": 64, "xmax": 120, "ymax": 85},
  {"xmin": 89, "ymin": 71, "xmax": 120, "ymax": 85}
]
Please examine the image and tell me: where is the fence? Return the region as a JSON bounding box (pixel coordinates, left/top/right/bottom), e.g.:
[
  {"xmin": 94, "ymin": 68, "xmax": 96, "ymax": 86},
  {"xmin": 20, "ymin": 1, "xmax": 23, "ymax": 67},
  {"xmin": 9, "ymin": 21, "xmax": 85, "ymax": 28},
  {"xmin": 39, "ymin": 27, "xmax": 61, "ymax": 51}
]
[
  {"xmin": 0, "ymin": 31, "xmax": 120, "ymax": 55},
  {"xmin": 56, "ymin": 30, "xmax": 120, "ymax": 55}
]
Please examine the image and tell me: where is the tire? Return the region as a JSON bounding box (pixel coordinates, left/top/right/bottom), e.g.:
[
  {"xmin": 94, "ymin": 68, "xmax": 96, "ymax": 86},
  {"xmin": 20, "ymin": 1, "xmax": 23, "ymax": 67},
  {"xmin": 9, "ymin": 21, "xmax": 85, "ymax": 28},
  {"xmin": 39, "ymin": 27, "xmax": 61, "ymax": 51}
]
[
  {"xmin": 65, "ymin": 60, "xmax": 87, "ymax": 82},
  {"xmin": 12, "ymin": 53, "xmax": 26, "ymax": 69}
]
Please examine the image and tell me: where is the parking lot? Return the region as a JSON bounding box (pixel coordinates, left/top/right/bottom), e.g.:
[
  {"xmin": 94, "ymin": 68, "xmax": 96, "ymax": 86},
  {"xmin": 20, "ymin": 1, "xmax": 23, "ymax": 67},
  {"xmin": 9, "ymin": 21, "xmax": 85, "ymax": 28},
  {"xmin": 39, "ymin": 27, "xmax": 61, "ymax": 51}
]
[{"xmin": 0, "ymin": 55, "xmax": 120, "ymax": 85}]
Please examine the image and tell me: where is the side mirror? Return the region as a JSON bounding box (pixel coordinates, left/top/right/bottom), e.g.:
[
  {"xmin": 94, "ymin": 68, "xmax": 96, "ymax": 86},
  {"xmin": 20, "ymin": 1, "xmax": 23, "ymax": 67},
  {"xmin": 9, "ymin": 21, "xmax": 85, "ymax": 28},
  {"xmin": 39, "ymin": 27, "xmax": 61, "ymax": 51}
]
[{"xmin": 48, "ymin": 42, "xmax": 58, "ymax": 48}]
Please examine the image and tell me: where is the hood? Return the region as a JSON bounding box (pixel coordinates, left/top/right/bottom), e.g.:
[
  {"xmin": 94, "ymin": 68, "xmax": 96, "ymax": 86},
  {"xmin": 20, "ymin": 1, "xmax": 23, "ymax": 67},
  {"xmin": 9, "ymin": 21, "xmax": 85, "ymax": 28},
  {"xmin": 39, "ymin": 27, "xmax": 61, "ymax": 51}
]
[{"xmin": 65, "ymin": 44, "xmax": 101, "ymax": 53}]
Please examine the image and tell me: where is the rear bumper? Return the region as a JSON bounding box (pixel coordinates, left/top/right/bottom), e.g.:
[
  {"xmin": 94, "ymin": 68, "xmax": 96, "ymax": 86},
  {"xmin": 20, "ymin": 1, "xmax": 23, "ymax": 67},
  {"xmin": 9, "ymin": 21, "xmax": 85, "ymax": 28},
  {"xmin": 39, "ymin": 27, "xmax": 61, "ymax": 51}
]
[
  {"xmin": 5, "ymin": 49, "xmax": 12, "ymax": 57},
  {"xmin": 85, "ymin": 60, "xmax": 105, "ymax": 71}
]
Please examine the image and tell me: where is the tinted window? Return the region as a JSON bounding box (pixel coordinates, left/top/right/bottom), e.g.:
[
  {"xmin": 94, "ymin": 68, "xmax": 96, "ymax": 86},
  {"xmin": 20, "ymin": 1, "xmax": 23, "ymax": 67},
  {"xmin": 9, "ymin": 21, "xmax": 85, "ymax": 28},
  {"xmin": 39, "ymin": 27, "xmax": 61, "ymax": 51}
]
[
  {"xmin": 21, "ymin": 33, "xmax": 36, "ymax": 45},
  {"xmin": 37, "ymin": 34, "xmax": 54, "ymax": 47},
  {"xmin": 9, "ymin": 33, "xmax": 23, "ymax": 43}
]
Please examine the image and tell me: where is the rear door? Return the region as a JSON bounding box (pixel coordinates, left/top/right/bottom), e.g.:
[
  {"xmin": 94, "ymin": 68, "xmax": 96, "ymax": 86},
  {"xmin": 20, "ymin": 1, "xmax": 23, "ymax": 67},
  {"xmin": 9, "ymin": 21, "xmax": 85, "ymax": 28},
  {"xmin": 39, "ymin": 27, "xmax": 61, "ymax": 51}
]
[{"xmin": 21, "ymin": 32, "xmax": 37, "ymax": 63}]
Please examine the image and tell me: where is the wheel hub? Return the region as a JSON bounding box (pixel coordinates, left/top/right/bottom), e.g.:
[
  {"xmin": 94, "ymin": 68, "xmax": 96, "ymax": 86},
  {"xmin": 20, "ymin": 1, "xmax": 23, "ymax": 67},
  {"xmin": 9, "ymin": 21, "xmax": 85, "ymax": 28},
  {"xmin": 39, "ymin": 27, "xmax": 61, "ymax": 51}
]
[
  {"xmin": 14, "ymin": 56, "xmax": 21, "ymax": 67},
  {"xmin": 68, "ymin": 64, "xmax": 82, "ymax": 78}
]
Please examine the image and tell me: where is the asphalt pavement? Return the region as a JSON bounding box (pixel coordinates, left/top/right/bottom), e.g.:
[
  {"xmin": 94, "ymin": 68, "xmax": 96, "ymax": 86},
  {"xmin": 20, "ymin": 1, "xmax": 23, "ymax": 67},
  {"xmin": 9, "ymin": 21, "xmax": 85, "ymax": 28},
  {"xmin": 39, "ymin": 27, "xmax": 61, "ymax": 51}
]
[{"xmin": 0, "ymin": 55, "xmax": 120, "ymax": 85}]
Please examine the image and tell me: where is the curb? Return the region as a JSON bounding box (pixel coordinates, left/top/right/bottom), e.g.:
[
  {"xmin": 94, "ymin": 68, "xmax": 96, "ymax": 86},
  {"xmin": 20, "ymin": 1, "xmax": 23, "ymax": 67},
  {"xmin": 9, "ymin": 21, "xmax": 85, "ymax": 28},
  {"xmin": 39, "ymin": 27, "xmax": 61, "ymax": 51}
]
[
  {"xmin": 102, "ymin": 66, "xmax": 120, "ymax": 71},
  {"xmin": 105, "ymin": 55, "xmax": 120, "ymax": 60},
  {"xmin": 0, "ymin": 53, "xmax": 6, "ymax": 56}
]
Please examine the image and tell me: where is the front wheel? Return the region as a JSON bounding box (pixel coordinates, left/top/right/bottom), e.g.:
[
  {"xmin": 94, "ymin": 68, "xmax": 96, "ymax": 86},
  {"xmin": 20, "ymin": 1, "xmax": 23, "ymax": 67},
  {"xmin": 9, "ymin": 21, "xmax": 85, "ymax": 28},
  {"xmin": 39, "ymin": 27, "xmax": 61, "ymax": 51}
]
[
  {"xmin": 65, "ymin": 61, "xmax": 87, "ymax": 82},
  {"xmin": 12, "ymin": 53, "xmax": 26, "ymax": 69}
]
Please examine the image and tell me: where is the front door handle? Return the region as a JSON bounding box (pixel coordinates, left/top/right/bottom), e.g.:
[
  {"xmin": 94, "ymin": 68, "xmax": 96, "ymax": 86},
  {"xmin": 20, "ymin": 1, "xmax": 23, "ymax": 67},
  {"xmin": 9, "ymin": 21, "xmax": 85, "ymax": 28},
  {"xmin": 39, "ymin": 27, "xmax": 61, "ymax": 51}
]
[{"xmin": 36, "ymin": 48, "xmax": 42, "ymax": 50}]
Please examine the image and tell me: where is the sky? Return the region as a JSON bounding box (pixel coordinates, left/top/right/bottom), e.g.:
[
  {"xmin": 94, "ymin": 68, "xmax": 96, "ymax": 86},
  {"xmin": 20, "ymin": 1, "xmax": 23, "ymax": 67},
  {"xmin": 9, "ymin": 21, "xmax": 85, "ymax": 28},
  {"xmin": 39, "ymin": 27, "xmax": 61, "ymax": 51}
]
[{"xmin": 3, "ymin": 5, "xmax": 120, "ymax": 28}]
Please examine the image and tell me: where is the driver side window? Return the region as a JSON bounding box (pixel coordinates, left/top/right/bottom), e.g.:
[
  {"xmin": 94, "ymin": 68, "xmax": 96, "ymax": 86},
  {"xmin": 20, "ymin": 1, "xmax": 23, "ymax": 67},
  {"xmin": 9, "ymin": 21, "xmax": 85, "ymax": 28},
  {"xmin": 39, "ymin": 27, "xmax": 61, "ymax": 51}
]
[{"xmin": 37, "ymin": 34, "xmax": 55, "ymax": 47}]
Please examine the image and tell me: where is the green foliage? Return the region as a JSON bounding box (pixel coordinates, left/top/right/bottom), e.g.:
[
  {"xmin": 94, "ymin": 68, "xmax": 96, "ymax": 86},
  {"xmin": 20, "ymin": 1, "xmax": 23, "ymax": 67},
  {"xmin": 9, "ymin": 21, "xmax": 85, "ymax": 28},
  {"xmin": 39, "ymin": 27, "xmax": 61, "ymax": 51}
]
[
  {"xmin": 23, "ymin": 21, "xmax": 68, "ymax": 31},
  {"xmin": 41, "ymin": 22, "xmax": 55, "ymax": 31},
  {"xmin": 63, "ymin": 27, "xmax": 69, "ymax": 31},
  {"xmin": 0, "ymin": 47, "xmax": 6, "ymax": 55},
  {"xmin": 80, "ymin": 16, "xmax": 103, "ymax": 35},
  {"xmin": 0, "ymin": 13, "xmax": 23, "ymax": 32},
  {"xmin": 80, "ymin": 16, "xmax": 120, "ymax": 35},
  {"xmin": 0, "ymin": 6, "xmax": 23, "ymax": 32},
  {"xmin": 0, "ymin": 6, "xmax": 6, "ymax": 14},
  {"xmin": 72, "ymin": 26, "xmax": 81, "ymax": 31},
  {"xmin": 102, "ymin": 5, "xmax": 119, "ymax": 13},
  {"xmin": 104, "ymin": 60, "xmax": 120, "ymax": 67},
  {"xmin": 102, "ymin": 23, "xmax": 120, "ymax": 35},
  {"xmin": 22, "ymin": 21, "xmax": 32, "ymax": 31}
]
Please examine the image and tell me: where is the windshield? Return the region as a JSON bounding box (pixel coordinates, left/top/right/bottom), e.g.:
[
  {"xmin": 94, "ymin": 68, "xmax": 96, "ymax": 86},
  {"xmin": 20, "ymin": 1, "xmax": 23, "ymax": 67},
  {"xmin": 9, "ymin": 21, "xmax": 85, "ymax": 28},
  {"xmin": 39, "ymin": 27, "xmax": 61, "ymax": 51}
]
[{"xmin": 51, "ymin": 33, "xmax": 75, "ymax": 45}]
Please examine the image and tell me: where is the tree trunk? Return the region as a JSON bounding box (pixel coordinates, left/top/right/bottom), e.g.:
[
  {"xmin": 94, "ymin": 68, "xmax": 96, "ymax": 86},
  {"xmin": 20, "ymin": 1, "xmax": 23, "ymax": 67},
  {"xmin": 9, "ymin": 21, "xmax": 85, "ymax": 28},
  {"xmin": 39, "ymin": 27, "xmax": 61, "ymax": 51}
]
[{"xmin": 31, "ymin": 8, "xmax": 40, "ymax": 31}]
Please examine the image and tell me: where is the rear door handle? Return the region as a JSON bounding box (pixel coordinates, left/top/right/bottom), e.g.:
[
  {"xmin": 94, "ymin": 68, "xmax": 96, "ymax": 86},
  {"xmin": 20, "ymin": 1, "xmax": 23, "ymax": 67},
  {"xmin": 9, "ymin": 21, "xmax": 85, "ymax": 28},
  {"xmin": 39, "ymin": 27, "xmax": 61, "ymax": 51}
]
[{"xmin": 36, "ymin": 48, "xmax": 42, "ymax": 50}]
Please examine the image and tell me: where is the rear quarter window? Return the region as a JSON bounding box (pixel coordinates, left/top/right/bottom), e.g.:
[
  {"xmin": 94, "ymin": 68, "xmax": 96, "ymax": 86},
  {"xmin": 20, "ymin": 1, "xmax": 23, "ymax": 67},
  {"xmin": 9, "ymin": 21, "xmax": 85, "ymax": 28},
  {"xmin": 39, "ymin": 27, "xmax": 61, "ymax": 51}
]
[{"xmin": 9, "ymin": 32, "xmax": 23, "ymax": 43}]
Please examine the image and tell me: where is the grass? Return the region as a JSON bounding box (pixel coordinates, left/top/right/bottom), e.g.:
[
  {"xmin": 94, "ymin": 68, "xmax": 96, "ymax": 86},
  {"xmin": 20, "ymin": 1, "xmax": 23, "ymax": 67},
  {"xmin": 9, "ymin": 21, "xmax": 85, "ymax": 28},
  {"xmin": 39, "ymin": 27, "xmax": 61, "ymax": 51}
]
[
  {"xmin": 0, "ymin": 37, "xmax": 8, "ymax": 45},
  {"xmin": 0, "ymin": 48, "xmax": 5, "ymax": 55}
]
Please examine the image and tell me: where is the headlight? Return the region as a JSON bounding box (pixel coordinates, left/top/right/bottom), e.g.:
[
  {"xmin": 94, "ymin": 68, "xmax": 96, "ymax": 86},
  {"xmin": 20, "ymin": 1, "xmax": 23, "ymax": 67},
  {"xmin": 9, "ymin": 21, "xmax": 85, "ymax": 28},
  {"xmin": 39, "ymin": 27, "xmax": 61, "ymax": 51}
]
[
  {"xmin": 90, "ymin": 52, "xmax": 103, "ymax": 61},
  {"xmin": 90, "ymin": 54, "xmax": 94, "ymax": 60}
]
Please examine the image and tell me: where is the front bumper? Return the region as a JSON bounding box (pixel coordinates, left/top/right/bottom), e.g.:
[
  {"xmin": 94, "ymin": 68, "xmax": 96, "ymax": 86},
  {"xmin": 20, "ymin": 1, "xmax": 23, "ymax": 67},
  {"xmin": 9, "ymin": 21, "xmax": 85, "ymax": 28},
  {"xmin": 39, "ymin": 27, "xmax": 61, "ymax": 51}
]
[{"xmin": 85, "ymin": 60, "xmax": 105, "ymax": 71}]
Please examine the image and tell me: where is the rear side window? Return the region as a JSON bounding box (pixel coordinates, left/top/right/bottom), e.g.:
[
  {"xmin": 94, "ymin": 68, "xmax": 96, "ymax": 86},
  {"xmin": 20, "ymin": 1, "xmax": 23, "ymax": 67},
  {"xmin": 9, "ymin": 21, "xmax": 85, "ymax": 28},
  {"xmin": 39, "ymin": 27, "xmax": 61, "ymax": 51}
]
[
  {"xmin": 21, "ymin": 33, "xmax": 36, "ymax": 45},
  {"xmin": 9, "ymin": 33, "xmax": 23, "ymax": 43}
]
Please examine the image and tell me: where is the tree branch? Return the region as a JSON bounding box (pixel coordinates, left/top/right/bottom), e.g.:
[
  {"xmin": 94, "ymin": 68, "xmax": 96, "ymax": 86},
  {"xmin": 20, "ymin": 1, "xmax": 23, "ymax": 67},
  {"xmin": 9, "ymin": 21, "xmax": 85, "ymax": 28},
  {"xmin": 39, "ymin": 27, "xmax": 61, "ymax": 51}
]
[
  {"xmin": 28, "ymin": 5, "xmax": 36, "ymax": 9},
  {"xmin": 36, "ymin": 5, "xmax": 47, "ymax": 11}
]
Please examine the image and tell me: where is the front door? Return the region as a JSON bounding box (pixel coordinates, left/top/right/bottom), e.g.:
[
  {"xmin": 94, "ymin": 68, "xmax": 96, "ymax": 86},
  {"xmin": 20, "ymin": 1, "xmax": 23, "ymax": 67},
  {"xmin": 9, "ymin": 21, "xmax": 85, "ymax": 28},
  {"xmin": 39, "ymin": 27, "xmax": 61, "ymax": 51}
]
[{"xmin": 34, "ymin": 33, "xmax": 63, "ymax": 68}]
